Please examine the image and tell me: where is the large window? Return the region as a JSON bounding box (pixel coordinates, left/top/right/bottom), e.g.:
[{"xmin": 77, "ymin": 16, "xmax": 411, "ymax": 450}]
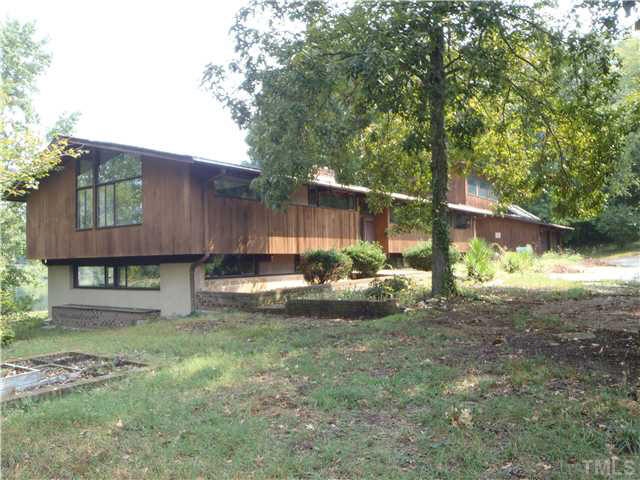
[
  {"xmin": 467, "ymin": 176, "xmax": 497, "ymax": 200},
  {"xmin": 74, "ymin": 265, "xmax": 160, "ymax": 289},
  {"xmin": 76, "ymin": 158, "xmax": 94, "ymax": 229},
  {"xmin": 214, "ymin": 176, "xmax": 259, "ymax": 200},
  {"xmin": 97, "ymin": 152, "xmax": 142, "ymax": 227},
  {"xmin": 308, "ymin": 187, "xmax": 355, "ymax": 210},
  {"xmin": 75, "ymin": 151, "xmax": 143, "ymax": 229},
  {"xmin": 205, "ymin": 254, "xmax": 257, "ymax": 278}
]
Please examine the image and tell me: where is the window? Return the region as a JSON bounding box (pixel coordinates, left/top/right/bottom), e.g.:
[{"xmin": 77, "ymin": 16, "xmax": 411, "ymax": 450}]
[
  {"xmin": 74, "ymin": 265, "xmax": 159, "ymax": 289},
  {"xmin": 308, "ymin": 187, "xmax": 355, "ymax": 210},
  {"xmin": 452, "ymin": 212, "xmax": 471, "ymax": 229},
  {"xmin": 205, "ymin": 255, "xmax": 257, "ymax": 278},
  {"xmin": 75, "ymin": 150, "xmax": 143, "ymax": 230},
  {"xmin": 76, "ymin": 158, "xmax": 94, "ymax": 229},
  {"xmin": 214, "ymin": 176, "xmax": 259, "ymax": 200},
  {"xmin": 467, "ymin": 176, "xmax": 497, "ymax": 200},
  {"xmin": 97, "ymin": 152, "xmax": 143, "ymax": 227}
]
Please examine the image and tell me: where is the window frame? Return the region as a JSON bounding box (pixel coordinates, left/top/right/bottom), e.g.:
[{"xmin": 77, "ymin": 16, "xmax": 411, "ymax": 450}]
[
  {"xmin": 75, "ymin": 150, "xmax": 144, "ymax": 232},
  {"xmin": 73, "ymin": 264, "xmax": 160, "ymax": 290},
  {"xmin": 307, "ymin": 186, "xmax": 356, "ymax": 211},
  {"xmin": 76, "ymin": 155, "xmax": 95, "ymax": 230},
  {"xmin": 466, "ymin": 176, "xmax": 497, "ymax": 201},
  {"xmin": 213, "ymin": 175, "xmax": 260, "ymax": 201},
  {"xmin": 96, "ymin": 151, "xmax": 143, "ymax": 228}
]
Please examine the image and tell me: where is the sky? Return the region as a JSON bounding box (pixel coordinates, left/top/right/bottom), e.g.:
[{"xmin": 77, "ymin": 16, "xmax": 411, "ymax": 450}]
[
  {"xmin": 2, "ymin": 1, "xmax": 638, "ymax": 166},
  {"xmin": 1, "ymin": 0, "xmax": 250, "ymax": 163}
]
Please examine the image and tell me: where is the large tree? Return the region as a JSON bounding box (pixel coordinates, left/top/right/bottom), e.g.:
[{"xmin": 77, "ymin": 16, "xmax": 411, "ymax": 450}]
[
  {"xmin": 0, "ymin": 19, "xmax": 79, "ymax": 314},
  {"xmin": 208, "ymin": 0, "xmax": 634, "ymax": 295}
]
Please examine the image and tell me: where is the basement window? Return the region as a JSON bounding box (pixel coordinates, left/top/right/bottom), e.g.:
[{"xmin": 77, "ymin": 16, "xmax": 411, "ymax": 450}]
[
  {"xmin": 205, "ymin": 254, "xmax": 258, "ymax": 278},
  {"xmin": 74, "ymin": 265, "xmax": 159, "ymax": 289}
]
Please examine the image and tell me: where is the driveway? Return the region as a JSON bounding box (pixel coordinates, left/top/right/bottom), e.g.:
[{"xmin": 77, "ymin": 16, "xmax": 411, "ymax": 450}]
[{"xmin": 549, "ymin": 254, "xmax": 640, "ymax": 283}]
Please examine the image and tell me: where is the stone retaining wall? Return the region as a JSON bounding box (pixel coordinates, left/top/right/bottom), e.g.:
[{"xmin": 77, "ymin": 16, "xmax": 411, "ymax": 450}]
[
  {"xmin": 51, "ymin": 305, "xmax": 160, "ymax": 329},
  {"xmin": 196, "ymin": 284, "xmax": 331, "ymax": 309},
  {"xmin": 285, "ymin": 299, "xmax": 401, "ymax": 319}
]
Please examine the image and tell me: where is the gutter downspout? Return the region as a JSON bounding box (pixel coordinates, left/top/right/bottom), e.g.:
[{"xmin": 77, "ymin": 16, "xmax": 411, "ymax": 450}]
[{"xmin": 189, "ymin": 169, "xmax": 224, "ymax": 313}]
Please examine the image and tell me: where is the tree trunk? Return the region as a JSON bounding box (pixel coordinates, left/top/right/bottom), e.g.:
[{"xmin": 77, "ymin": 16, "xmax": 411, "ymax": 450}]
[{"xmin": 428, "ymin": 24, "xmax": 455, "ymax": 297}]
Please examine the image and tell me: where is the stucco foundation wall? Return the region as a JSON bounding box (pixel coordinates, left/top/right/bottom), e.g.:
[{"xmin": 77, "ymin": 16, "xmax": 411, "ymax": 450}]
[{"xmin": 47, "ymin": 263, "xmax": 192, "ymax": 317}]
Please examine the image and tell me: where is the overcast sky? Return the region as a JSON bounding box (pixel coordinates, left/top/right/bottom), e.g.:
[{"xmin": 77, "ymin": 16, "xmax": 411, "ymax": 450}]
[{"xmin": 1, "ymin": 0, "xmax": 250, "ymax": 163}]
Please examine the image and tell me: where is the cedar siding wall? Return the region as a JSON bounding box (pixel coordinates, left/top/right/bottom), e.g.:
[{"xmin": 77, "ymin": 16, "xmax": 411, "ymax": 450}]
[
  {"xmin": 26, "ymin": 152, "xmax": 361, "ymax": 260},
  {"xmin": 27, "ymin": 156, "xmax": 205, "ymax": 259},
  {"xmin": 25, "ymin": 149, "xmax": 559, "ymax": 261},
  {"xmin": 475, "ymin": 217, "xmax": 543, "ymax": 253},
  {"xmin": 206, "ymin": 195, "xmax": 359, "ymax": 254}
]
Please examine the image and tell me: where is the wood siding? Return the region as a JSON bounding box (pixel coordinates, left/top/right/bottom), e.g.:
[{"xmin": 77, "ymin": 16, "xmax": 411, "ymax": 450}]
[
  {"xmin": 27, "ymin": 156, "xmax": 204, "ymax": 260},
  {"xmin": 447, "ymin": 175, "xmax": 467, "ymax": 204},
  {"xmin": 24, "ymin": 147, "xmax": 562, "ymax": 261},
  {"xmin": 475, "ymin": 217, "xmax": 543, "ymax": 253},
  {"xmin": 206, "ymin": 195, "xmax": 359, "ymax": 254}
]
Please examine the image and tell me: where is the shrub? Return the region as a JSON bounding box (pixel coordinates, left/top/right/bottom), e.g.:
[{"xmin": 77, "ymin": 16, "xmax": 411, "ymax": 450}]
[
  {"xmin": 403, "ymin": 241, "xmax": 462, "ymax": 271},
  {"xmin": 365, "ymin": 276, "xmax": 413, "ymax": 300},
  {"xmin": 0, "ymin": 316, "xmax": 16, "ymax": 346},
  {"xmin": 501, "ymin": 251, "xmax": 535, "ymax": 273},
  {"xmin": 449, "ymin": 244, "xmax": 462, "ymax": 265},
  {"xmin": 404, "ymin": 242, "xmax": 433, "ymax": 271},
  {"xmin": 342, "ymin": 241, "xmax": 387, "ymax": 277},
  {"xmin": 300, "ymin": 249, "xmax": 353, "ymax": 284},
  {"xmin": 464, "ymin": 238, "xmax": 496, "ymax": 282}
]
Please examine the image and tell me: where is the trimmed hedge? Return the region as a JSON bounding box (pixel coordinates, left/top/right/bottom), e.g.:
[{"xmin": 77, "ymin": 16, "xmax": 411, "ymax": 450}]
[
  {"xmin": 403, "ymin": 241, "xmax": 462, "ymax": 271},
  {"xmin": 342, "ymin": 241, "xmax": 386, "ymax": 277},
  {"xmin": 300, "ymin": 249, "xmax": 353, "ymax": 284}
]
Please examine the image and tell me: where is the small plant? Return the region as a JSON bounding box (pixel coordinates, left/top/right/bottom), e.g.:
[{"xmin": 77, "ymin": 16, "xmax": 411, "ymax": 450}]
[
  {"xmin": 342, "ymin": 241, "xmax": 387, "ymax": 278},
  {"xmin": 365, "ymin": 276, "xmax": 413, "ymax": 300},
  {"xmin": 501, "ymin": 251, "xmax": 535, "ymax": 273},
  {"xmin": 465, "ymin": 238, "xmax": 496, "ymax": 282},
  {"xmin": 403, "ymin": 241, "xmax": 461, "ymax": 271},
  {"xmin": 300, "ymin": 249, "xmax": 353, "ymax": 284}
]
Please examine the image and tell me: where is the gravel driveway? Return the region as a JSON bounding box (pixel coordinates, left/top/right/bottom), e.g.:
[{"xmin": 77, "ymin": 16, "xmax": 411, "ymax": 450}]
[{"xmin": 549, "ymin": 254, "xmax": 640, "ymax": 283}]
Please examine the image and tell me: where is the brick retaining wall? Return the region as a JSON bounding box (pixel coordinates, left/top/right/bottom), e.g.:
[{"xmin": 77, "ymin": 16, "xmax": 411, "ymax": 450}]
[{"xmin": 51, "ymin": 305, "xmax": 160, "ymax": 329}]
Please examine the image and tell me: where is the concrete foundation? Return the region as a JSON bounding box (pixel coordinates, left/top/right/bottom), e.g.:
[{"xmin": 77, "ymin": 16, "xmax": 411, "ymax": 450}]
[{"xmin": 47, "ymin": 263, "xmax": 193, "ymax": 317}]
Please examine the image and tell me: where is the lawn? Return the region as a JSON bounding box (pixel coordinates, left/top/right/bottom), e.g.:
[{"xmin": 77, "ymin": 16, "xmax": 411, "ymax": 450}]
[{"xmin": 3, "ymin": 277, "xmax": 640, "ymax": 479}]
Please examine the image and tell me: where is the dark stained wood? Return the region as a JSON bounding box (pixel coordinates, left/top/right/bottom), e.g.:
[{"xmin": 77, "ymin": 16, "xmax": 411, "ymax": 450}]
[
  {"xmin": 27, "ymin": 154, "xmax": 205, "ymax": 259},
  {"xmin": 475, "ymin": 216, "xmax": 543, "ymax": 253}
]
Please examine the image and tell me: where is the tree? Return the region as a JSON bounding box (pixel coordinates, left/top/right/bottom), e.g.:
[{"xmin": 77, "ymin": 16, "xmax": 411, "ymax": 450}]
[
  {"xmin": 0, "ymin": 19, "xmax": 79, "ymax": 314},
  {"xmin": 207, "ymin": 1, "xmax": 633, "ymax": 296}
]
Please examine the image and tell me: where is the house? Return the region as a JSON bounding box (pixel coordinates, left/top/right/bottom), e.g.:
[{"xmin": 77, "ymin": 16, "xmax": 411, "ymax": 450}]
[{"xmin": 10, "ymin": 137, "xmax": 570, "ymax": 318}]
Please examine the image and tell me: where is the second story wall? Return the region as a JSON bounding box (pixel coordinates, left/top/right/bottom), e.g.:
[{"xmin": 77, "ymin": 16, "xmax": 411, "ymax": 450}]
[{"xmin": 26, "ymin": 154, "xmax": 206, "ymax": 260}]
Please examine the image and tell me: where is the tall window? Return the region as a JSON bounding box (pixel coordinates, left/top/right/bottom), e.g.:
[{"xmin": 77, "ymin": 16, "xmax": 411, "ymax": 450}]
[
  {"xmin": 75, "ymin": 265, "xmax": 159, "ymax": 289},
  {"xmin": 76, "ymin": 150, "xmax": 143, "ymax": 229},
  {"xmin": 467, "ymin": 176, "xmax": 497, "ymax": 200},
  {"xmin": 76, "ymin": 158, "xmax": 94, "ymax": 229},
  {"xmin": 97, "ymin": 152, "xmax": 142, "ymax": 227}
]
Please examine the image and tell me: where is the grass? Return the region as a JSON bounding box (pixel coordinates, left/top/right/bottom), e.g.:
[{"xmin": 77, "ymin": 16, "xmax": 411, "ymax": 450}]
[{"xmin": 2, "ymin": 293, "xmax": 638, "ymax": 479}]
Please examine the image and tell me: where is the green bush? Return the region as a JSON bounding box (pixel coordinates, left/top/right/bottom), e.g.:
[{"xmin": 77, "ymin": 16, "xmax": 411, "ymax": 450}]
[
  {"xmin": 501, "ymin": 251, "xmax": 535, "ymax": 273},
  {"xmin": 0, "ymin": 315, "xmax": 16, "ymax": 346},
  {"xmin": 342, "ymin": 241, "xmax": 387, "ymax": 277},
  {"xmin": 300, "ymin": 249, "xmax": 353, "ymax": 284},
  {"xmin": 403, "ymin": 241, "xmax": 462, "ymax": 271},
  {"xmin": 465, "ymin": 238, "xmax": 496, "ymax": 282},
  {"xmin": 365, "ymin": 276, "xmax": 413, "ymax": 300}
]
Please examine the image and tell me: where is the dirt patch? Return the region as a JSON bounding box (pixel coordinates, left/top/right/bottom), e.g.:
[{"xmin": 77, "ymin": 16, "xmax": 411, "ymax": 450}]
[
  {"xmin": 511, "ymin": 330, "xmax": 639, "ymax": 380},
  {"xmin": 532, "ymin": 296, "xmax": 640, "ymax": 332}
]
